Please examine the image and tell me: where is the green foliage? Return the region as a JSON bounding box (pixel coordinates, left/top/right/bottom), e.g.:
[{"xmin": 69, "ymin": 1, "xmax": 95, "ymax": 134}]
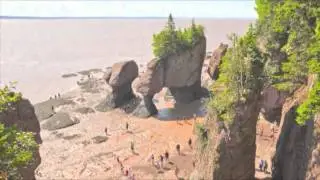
[
  {"xmin": 152, "ymin": 14, "xmax": 204, "ymax": 58},
  {"xmin": 0, "ymin": 84, "xmax": 37, "ymax": 179},
  {"xmin": 296, "ymin": 80, "xmax": 320, "ymax": 125},
  {"xmin": 255, "ymin": 0, "xmax": 320, "ymax": 125},
  {"xmin": 0, "ymin": 124, "xmax": 38, "ymax": 178},
  {"xmin": 207, "ymin": 24, "xmax": 264, "ymax": 123},
  {"xmin": 0, "ymin": 82, "xmax": 22, "ymax": 112}
]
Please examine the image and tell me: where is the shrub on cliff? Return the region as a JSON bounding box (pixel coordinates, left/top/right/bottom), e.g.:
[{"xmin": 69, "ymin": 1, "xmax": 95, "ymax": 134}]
[
  {"xmin": 0, "ymin": 83, "xmax": 37, "ymax": 179},
  {"xmin": 255, "ymin": 0, "xmax": 320, "ymax": 125},
  {"xmin": 152, "ymin": 14, "xmax": 204, "ymax": 59},
  {"xmin": 208, "ymin": 24, "xmax": 264, "ymax": 123}
]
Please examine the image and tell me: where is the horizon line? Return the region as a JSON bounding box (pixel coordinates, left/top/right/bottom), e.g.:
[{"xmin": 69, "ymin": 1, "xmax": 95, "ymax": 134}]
[{"xmin": 0, "ymin": 16, "xmax": 256, "ymax": 20}]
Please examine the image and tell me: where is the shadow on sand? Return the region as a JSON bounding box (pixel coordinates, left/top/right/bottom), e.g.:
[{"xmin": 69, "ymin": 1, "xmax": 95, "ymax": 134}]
[{"xmin": 155, "ymin": 99, "xmax": 206, "ymax": 121}]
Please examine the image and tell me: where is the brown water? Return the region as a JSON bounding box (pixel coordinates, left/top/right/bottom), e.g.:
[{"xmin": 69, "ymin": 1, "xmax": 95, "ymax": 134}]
[{"xmin": 0, "ymin": 18, "xmax": 254, "ymax": 104}]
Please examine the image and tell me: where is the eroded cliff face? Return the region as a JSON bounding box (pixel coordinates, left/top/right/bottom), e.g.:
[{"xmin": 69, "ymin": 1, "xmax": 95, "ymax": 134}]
[
  {"xmin": 261, "ymin": 86, "xmax": 287, "ymax": 124},
  {"xmin": 272, "ymin": 75, "xmax": 319, "ymax": 180},
  {"xmin": 192, "ymin": 93, "xmax": 261, "ymax": 180},
  {"xmin": 0, "ymin": 99, "xmax": 41, "ymax": 180},
  {"xmin": 272, "ymin": 105, "xmax": 314, "ymax": 180}
]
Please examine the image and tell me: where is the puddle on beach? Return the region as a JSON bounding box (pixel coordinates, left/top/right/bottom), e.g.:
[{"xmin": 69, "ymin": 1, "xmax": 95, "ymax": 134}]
[{"xmin": 154, "ymin": 98, "xmax": 207, "ymax": 121}]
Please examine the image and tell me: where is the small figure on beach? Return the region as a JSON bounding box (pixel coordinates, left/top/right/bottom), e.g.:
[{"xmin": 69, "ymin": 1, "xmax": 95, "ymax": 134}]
[
  {"xmin": 259, "ymin": 159, "xmax": 264, "ymax": 171},
  {"xmin": 126, "ymin": 122, "xmax": 129, "ymax": 131},
  {"xmin": 192, "ymin": 160, "xmax": 196, "ymax": 168},
  {"xmin": 104, "ymin": 127, "xmax": 108, "ymax": 136},
  {"xmin": 54, "ymin": 95, "xmax": 57, "ymax": 99},
  {"xmin": 164, "ymin": 151, "xmax": 169, "ymax": 162},
  {"xmin": 264, "ymin": 160, "xmax": 268, "ymax": 173},
  {"xmin": 176, "ymin": 144, "xmax": 181, "ymax": 155},
  {"xmin": 116, "ymin": 156, "xmax": 121, "ymax": 164},
  {"xmin": 51, "ymin": 106, "xmax": 55, "ymax": 113},
  {"xmin": 150, "ymin": 154, "xmax": 155, "ymax": 165},
  {"xmin": 188, "ymin": 138, "xmax": 192, "ymax": 149},
  {"xmin": 58, "ymin": 93, "xmax": 61, "ymax": 98},
  {"xmin": 49, "ymin": 96, "xmax": 52, "ymax": 100},
  {"xmin": 130, "ymin": 141, "xmax": 135, "ymax": 153},
  {"xmin": 124, "ymin": 169, "xmax": 129, "ymax": 176},
  {"xmin": 159, "ymin": 155, "xmax": 164, "ymax": 168}
]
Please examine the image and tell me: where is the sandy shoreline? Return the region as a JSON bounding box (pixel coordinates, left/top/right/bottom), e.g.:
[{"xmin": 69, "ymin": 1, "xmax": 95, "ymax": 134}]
[
  {"xmin": 34, "ymin": 69, "xmax": 204, "ymax": 179},
  {"xmin": 33, "ymin": 64, "xmax": 272, "ymax": 179}
]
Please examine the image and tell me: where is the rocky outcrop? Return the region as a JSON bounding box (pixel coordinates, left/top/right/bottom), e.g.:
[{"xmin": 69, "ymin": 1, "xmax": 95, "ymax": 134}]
[
  {"xmin": 133, "ymin": 37, "xmax": 206, "ymax": 117},
  {"xmin": 306, "ymin": 114, "xmax": 320, "ymax": 180},
  {"xmin": 272, "ymin": 75, "xmax": 319, "ymax": 180},
  {"xmin": 0, "ymin": 99, "xmax": 41, "ymax": 180},
  {"xmin": 192, "ymin": 93, "xmax": 261, "ymax": 180},
  {"xmin": 105, "ymin": 60, "xmax": 138, "ymax": 109},
  {"xmin": 272, "ymin": 105, "xmax": 315, "ymax": 180},
  {"xmin": 207, "ymin": 43, "xmax": 228, "ymax": 80},
  {"xmin": 261, "ymin": 86, "xmax": 287, "ymax": 124}
]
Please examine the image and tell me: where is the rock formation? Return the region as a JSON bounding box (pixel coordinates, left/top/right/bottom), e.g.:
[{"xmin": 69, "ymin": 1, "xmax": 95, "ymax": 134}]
[
  {"xmin": 133, "ymin": 37, "xmax": 206, "ymax": 117},
  {"xmin": 191, "ymin": 93, "xmax": 261, "ymax": 180},
  {"xmin": 0, "ymin": 99, "xmax": 41, "ymax": 180},
  {"xmin": 272, "ymin": 76, "xmax": 320, "ymax": 180},
  {"xmin": 261, "ymin": 86, "xmax": 287, "ymax": 124},
  {"xmin": 272, "ymin": 105, "xmax": 316, "ymax": 180},
  {"xmin": 105, "ymin": 60, "xmax": 138, "ymax": 109},
  {"xmin": 207, "ymin": 43, "xmax": 228, "ymax": 80}
]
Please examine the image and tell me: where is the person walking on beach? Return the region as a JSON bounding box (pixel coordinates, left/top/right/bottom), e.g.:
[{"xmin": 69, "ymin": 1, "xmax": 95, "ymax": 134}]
[
  {"xmin": 159, "ymin": 155, "xmax": 164, "ymax": 169},
  {"xmin": 264, "ymin": 160, "xmax": 268, "ymax": 173},
  {"xmin": 188, "ymin": 138, "xmax": 192, "ymax": 149},
  {"xmin": 259, "ymin": 159, "xmax": 264, "ymax": 172},
  {"xmin": 150, "ymin": 154, "xmax": 155, "ymax": 165},
  {"xmin": 130, "ymin": 141, "xmax": 135, "ymax": 153},
  {"xmin": 116, "ymin": 156, "xmax": 123, "ymax": 168},
  {"xmin": 126, "ymin": 122, "xmax": 129, "ymax": 132},
  {"xmin": 104, "ymin": 127, "xmax": 108, "ymax": 136},
  {"xmin": 164, "ymin": 151, "xmax": 169, "ymax": 163},
  {"xmin": 58, "ymin": 93, "xmax": 61, "ymax": 98},
  {"xmin": 176, "ymin": 144, "xmax": 181, "ymax": 155}
]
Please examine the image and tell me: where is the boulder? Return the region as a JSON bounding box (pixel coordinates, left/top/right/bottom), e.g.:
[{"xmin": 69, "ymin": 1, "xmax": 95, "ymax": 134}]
[
  {"xmin": 41, "ymin": 112, "xmax": 79, "ymax": 131},
  {"xmin": 0, "ymin": 99, "xmax": 41, "ymax": 180},
  {"xmin": 108, "ymin": 60, "xmax": 138, "ymax": 87},
  {"xmin": 133, "ymin": 37, "xmax": 206, "ymax": 117},
  {"xmin": 134, "ymin": 59, "xmax": 164, "ymax": 96},
  {"xmin": 105, "ymin": 60, "xmax": 139, "ymax": 109},
  {"xmin": 103, "ymin": 67, "xmax": 112, "ymax": 83},
  {"xmin": 261, "ymin": 86, "xmax": 287, "ymax": 123},
  {"xmin": 207, "ymin": 43, "xmax": 228, "ymax": 80},
  {"xmin": 132, "ymin": 95, "xmax": 158, "ymax": 118}
]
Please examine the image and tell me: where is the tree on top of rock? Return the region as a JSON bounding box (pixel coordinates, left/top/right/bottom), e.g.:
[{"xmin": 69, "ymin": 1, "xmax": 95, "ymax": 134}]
[{"xmin": 152, "ymin": 14, "xmax": 204, "ymax": 58}]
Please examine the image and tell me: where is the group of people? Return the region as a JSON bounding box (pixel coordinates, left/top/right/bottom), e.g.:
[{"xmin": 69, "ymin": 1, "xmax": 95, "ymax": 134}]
[
  {"xmin": 116, "ymin": 156, "xmax": 136, "ymax": 180},
  {"xmin": 49, "ymin": 93, "xmax": 61, "ymax": 100},
  {"xmin": 105, "ymin": 119, "xmax": 196, "ymax": 179},
  {"xmin": 259, "ymin": 159, "xmax": 269, "ymax": 173}
]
